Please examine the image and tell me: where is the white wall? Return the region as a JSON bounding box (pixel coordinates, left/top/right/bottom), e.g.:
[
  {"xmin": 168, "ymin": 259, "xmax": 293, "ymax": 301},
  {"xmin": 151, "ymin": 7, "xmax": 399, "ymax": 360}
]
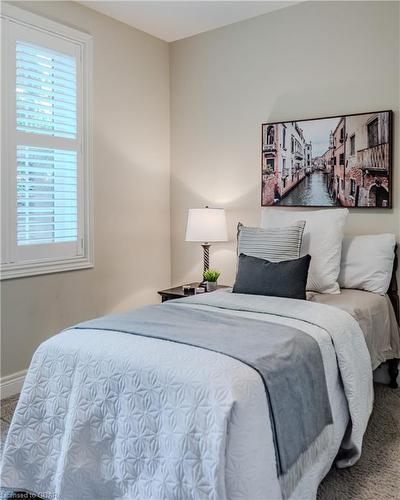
[
  {"xmin": 170, "ymin": 0, "xmax": 400, "ymax": 287},
  {"xmin": 1, "ymin": 1, "xmax": 171, "ymax": 378}
]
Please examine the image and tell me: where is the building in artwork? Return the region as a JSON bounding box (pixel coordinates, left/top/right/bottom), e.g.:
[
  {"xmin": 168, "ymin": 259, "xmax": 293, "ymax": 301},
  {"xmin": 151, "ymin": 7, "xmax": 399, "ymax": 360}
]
[
  {"xmin": 261, "ymin": 122, "xmax": 309, "ymax": 205},
  {"xmin": 331, "ymin": 117, "xmax": 346, "ymax": 205},
  {"xmin": 342, "ymin": 112, "xmax": 390, "ymax": 207},
  {"xmin": 305, "ymin": 142, "xmax": 312, "ymax": 174},
  {"xmin": 320, "ymin": 148, "xmax": 333, "ymax": 173}
]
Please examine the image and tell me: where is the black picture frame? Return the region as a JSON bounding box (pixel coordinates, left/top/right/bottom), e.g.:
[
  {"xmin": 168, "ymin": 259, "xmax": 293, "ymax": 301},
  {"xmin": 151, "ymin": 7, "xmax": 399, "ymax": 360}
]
[{"xmin": 261, "ymin": 110, "xmax": 393, "ymax": 208}]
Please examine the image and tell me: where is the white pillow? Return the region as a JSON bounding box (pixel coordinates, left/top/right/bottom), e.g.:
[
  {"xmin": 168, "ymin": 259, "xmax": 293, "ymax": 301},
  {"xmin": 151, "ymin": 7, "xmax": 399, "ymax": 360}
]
[
  {"xmin": 261, "ymin": 208, "xmax": 349, "ymax": 294},
  {"xmin": 339, "ymin": 234, "xmax": 396, "ymax": 295}
]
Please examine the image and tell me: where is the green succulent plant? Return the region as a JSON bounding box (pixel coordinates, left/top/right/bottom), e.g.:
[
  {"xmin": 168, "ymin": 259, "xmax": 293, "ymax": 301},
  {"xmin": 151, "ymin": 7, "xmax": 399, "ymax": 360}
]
[{"xmin": 203, "ymin": 269, "xmax": 220, "ymax": 282}]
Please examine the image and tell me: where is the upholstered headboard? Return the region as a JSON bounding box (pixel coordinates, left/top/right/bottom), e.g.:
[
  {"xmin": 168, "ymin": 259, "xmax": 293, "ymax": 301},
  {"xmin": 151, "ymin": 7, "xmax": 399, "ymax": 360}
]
[{"xmin": 388, "ymin": 244, "xmax": 399, "ymax": 324}]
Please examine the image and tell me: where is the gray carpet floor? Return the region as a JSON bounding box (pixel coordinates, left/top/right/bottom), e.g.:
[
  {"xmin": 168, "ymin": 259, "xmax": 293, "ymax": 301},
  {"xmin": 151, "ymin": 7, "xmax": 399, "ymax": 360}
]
[{"xmin": 1, "ymin": 384, "xmax": 399, "ymax": 499}]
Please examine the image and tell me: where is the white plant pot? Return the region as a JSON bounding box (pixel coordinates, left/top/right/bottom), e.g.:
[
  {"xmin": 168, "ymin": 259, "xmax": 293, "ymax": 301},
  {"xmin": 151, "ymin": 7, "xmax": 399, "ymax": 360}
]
[{"xmin": 206, "ymin": 281, "xmax": 217, "ymax": 292}]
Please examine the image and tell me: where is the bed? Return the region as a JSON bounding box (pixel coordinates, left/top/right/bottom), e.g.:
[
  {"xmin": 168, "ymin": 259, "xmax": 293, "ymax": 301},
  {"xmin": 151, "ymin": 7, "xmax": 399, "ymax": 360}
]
[
  {"xmin": 1, "ymin": 259, "xmax": 399, "ymax": 500},
  {"xmin": 308, "ymin": 288, "xmax": 400, "ymax": 372}
]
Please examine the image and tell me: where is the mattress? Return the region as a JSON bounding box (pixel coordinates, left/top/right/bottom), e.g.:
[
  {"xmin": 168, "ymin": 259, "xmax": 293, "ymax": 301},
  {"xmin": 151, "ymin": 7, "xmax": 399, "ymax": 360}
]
[{"xmin": 308, "ymin": 289, "xmax": 400, "ymax": 369}]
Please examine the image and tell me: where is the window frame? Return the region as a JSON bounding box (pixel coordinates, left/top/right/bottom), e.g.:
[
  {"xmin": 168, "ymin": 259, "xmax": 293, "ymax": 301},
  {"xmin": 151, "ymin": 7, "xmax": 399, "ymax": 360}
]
[
  {"xmin": 350, "ymin": 178, "xmax": 356, "ymax": 197},
  {"xmin": 264, "ymin": 158, "xmax": 274, "ymax": 174},
  {"xmin": 367, "ymin": 117, "xmax": 379, "ymax": 148},
  {"xmin": 1, "ymin": 4, "xmax": 93, "ymax": 280},
  {"xmin": 266, "ymin": 125, "xmax": 274, "ymax": 146},
  {"xmin": 350, "ymin": 134, "xmax": 355, "ymax": 156}
]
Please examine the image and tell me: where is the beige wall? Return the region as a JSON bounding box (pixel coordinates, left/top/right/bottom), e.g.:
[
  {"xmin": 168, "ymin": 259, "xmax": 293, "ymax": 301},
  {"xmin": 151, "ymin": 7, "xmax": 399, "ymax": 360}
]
[
  {"xmin": 1, "ymin": 1, "xmax": 171, "ymax": 377},
  {"xmin": 170, "ymin": 1, "xmax": 400, "ymax": 287}
]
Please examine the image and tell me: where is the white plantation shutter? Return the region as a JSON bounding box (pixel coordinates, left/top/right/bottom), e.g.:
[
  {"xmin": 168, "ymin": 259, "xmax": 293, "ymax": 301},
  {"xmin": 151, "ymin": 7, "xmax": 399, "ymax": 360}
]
[
  {"xmin": 1, "ymin": 5, "xmax": 93, "ymax": 279},
  {"xmin": 16, "ymin": 41, "xmax": 77, "ymax": 139},
  {"xmin": 17, "ymin": 146, "xmax": 78, "ymax": 245}
]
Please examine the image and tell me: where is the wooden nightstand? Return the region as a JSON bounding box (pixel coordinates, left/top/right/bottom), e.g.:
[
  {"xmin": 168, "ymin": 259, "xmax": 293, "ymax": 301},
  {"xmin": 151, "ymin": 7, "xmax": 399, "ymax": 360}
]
[{"xmin": 158, "ymin": 283, "xmax": 230, "ymax": 302}]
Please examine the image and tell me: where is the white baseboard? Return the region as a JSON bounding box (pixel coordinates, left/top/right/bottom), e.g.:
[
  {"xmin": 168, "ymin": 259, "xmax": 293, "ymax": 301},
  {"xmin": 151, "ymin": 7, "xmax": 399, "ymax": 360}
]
[{"xmin": 0, "ymin": 369, "xmax": 27, "ymax": 399}]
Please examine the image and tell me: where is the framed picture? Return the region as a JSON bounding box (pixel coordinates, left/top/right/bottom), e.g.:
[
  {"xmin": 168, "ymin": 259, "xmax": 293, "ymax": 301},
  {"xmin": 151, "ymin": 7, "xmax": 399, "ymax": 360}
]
[{"xmin": 261, "ymin": 110, "xmax": 393, "ymax": 208}]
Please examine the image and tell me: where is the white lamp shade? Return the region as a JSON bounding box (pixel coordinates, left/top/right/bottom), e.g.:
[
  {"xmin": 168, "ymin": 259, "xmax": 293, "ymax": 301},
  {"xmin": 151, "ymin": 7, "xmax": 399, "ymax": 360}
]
[{"xmin": 185, "ymin": 208, "xmax": 228, "ymax": 242}]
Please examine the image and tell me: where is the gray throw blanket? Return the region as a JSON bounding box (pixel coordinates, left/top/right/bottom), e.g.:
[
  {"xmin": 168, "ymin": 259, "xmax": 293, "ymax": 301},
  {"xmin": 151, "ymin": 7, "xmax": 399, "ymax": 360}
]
[{"xmin": 73, "ymin": 302, "xmax": 332, "ymax": 489}]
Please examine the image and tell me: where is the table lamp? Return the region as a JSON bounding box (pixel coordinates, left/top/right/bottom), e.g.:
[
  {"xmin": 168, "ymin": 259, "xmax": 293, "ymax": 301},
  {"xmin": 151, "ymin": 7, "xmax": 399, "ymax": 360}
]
[{"xmin": 185, "ymin": 206, "xmax": 228, "ymax": 275}]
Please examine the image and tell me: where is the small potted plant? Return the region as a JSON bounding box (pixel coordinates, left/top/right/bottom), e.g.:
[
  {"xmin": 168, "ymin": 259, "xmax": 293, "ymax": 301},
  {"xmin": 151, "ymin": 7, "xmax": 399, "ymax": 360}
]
[{"xmin": 203, "ymin": 269, "xmax": 220, "ymax": 292}]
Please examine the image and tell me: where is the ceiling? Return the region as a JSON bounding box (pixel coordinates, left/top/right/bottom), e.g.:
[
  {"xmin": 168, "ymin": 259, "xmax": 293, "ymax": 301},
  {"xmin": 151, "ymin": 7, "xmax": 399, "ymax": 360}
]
[{"xmin": 78, "ymin": 1, "xmax": 297, "ymax": 42}]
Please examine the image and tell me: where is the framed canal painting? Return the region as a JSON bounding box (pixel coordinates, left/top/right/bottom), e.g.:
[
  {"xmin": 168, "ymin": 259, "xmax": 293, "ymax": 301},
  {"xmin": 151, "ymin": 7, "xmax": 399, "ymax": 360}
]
[{"xmin": 261, "ymin": 110, "xmax": 392, "ymax": 208}]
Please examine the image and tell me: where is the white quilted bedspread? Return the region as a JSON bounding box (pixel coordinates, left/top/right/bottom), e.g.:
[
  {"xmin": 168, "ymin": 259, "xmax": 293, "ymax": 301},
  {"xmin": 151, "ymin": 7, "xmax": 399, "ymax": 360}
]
[{"xmin": 1, "ymin": 292, "xmax": 373, "ymax": 500}]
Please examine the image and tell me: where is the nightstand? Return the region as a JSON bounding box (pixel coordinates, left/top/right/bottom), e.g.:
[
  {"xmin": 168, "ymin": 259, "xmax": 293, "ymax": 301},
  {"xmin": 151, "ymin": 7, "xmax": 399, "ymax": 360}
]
[{"xmin": 158, "ymin": 283, "xmax": 230, "ymax": 302}]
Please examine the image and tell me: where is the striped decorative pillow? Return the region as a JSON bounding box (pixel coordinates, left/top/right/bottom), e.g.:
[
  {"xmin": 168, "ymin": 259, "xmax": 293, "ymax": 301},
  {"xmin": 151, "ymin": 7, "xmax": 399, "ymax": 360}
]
[{"xmin": 237, "ymin": 221, "xmax": 306, "ymax": 262}]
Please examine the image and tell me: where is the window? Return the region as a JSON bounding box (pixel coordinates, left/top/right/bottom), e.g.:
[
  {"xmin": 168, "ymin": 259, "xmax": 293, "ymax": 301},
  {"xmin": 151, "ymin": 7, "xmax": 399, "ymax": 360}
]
[
  {"xmin": 339, "ymin": 153, "xmax": 345, "ymax": 166},
  {"xmin": 350, "ymin": 179, "xmax": 356, "ymax": 197},
  {"xmin": 291, "ymin": 136, "xmax": 295, "ymax": 154},
  {"xmin": 282, "ymin": 127, "xmax": 286, "ymax": 149},
  {"xmin": 367, "ymin": 118, "xmax": 379, "ymax": 148},
  {"xmin": 266, "ymin": 126, "xmax": 274, "ymax": 145},
  {"xmin": 350, "ymin": 134, "xmax": 355, "ymax": 156},
  {"xmin": 1, "ymin": 5, "xmax": 92, "ymax": 279},
  {"xmin": 265, "ymin": 159, "xmax": 274, "ymax": 174}
]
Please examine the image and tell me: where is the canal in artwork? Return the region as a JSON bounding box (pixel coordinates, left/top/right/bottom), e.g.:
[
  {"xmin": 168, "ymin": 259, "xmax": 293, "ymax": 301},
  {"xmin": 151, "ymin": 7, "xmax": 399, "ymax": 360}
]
[{"xmin": 277, "ymin": 171, "xmax": 336, "ymax": 206}]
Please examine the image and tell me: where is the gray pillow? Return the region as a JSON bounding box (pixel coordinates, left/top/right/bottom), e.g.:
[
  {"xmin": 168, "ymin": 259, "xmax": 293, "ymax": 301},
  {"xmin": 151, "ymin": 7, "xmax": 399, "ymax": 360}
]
[
  {"xmin": 233, "ymin": 253, "xmax": 311, "ymax": 300},
  {"xmin": 237, "ymin": 221, "xmax": 306, "ymax": 262}
]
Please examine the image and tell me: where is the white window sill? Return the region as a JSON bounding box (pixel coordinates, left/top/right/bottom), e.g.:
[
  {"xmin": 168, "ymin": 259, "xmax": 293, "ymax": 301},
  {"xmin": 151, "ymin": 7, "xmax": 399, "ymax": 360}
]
[{"xmin": 1, "ymin": 256, "xmax": 94, "ymax": 280}]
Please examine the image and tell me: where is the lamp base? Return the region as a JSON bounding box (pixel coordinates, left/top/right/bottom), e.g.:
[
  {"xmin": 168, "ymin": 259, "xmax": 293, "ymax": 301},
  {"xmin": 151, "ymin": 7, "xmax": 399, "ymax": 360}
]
[
  {"xmin": 201, "ymin": 243, "xmax": 211, "ymax": 284},
  {"xmin": 201, "ymin": 243, "xmax": 210, "ymax": 272}
]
